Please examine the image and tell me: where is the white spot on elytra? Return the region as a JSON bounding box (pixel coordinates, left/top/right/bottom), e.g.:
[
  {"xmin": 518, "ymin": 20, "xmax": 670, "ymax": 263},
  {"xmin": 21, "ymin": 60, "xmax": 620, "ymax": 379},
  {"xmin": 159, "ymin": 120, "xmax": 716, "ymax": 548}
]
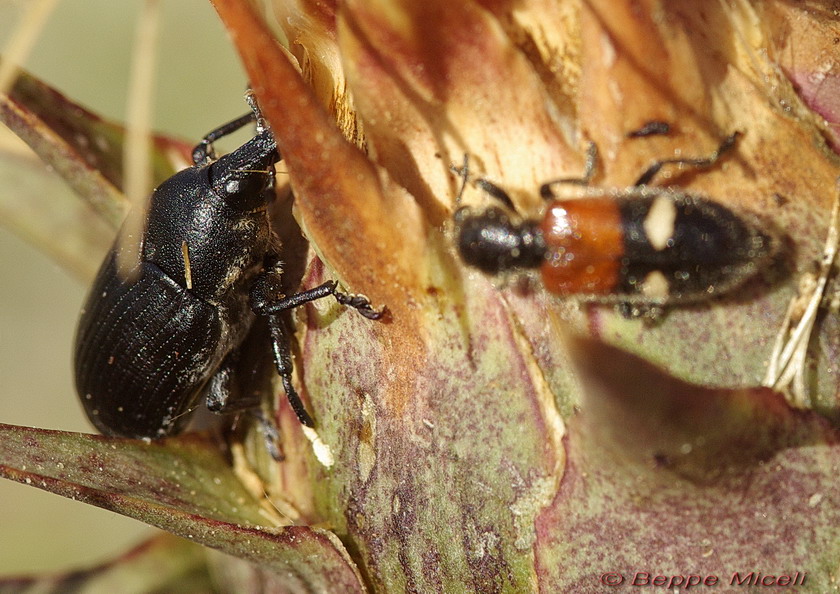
[
  {"xmin": 643, "ymin": 196, "xmax": 677, "ymax": 251},
  {"xmin": 640, "ymin": 270, "xmax": 670, "ymax": 298}
]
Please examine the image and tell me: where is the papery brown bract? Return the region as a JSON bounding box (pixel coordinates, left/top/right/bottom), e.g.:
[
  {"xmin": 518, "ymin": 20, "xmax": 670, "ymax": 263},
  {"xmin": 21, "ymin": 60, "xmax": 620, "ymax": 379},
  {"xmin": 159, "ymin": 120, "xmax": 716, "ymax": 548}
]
[
  {"xmin": 1, "ymin": 0, "xmax": 839, "ymax": 590},
  {"xmin": 207, "ymin": 0, "xmax": 840, "ymax": 591}
]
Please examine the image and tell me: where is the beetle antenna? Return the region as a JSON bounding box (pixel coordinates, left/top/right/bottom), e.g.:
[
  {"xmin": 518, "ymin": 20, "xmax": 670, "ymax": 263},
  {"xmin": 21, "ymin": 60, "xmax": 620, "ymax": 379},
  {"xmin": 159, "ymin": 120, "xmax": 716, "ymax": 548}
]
[
  {"xmin": 626, "ymin": 120, "xmax": 671, "ymax": 138},
  {"xmin": 450, "ymin": 154, "xmax": 518, "ymax": 211},
  {"xmin": 454, "ymin": 153, "xmax": 470, "ymax": 205}
]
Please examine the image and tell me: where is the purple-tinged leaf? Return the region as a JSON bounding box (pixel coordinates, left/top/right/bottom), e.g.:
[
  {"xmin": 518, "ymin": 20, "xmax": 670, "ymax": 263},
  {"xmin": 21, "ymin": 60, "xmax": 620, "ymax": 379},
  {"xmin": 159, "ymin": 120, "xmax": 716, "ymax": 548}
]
[
  {"xmin": 0, "ymin": 424, "xmax": 366, "ymax": 590},
  {"xmin": 0, "ymin": 66, "xmax": 189, "ymax": 227},
  {"xmin": 536, "ymin": 337, "xmax": 840, "ymax": 591}
]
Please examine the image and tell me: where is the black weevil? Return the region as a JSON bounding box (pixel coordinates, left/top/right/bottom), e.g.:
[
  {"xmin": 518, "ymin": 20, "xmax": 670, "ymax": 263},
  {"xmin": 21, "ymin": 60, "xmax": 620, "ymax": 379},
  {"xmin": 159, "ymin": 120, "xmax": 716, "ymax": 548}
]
[{"xmin": 74, "ymin": 94, "xmax": 381, "ymax": 445}]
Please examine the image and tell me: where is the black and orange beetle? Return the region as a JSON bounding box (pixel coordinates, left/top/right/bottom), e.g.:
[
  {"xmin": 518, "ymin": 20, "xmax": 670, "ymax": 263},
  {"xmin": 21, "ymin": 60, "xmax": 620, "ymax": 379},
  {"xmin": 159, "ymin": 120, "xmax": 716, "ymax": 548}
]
[{"xmin": 454, "ymin": 132, "xmax": 775, "ymax": 304}]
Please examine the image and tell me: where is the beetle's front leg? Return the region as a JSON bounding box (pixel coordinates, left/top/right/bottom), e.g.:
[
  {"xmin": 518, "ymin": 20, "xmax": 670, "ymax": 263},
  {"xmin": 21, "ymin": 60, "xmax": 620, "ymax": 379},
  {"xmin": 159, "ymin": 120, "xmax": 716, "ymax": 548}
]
[{"xmin": 192, "ymin": 111, "xmax": 256, "ymax": 166}]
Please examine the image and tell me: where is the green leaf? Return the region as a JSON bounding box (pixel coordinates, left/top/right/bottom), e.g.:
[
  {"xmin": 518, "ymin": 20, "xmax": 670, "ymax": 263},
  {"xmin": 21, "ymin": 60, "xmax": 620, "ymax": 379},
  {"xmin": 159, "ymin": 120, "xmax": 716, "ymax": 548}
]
[
  {"xmin": 0, "ymin": 66, "xmax": 193, "ymax": 280},
  {"xmin": 0, "ymin": 142, "xmax": 113, "ymax": 281},
  {"xmin": 0, "ymin": 424, "xmax": 366, "ymax": 591}
]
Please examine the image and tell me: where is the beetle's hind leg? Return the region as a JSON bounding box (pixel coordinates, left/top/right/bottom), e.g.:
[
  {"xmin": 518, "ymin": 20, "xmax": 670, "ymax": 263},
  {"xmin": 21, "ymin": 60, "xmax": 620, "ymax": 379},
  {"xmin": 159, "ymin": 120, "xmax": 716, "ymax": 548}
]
[
  {"xmin": 205, "ymin": 348, "xmax": 249, "ymax": 413},
  {"xmin": 204, "ymin": 344, "xmax": 284, "ymax": 459}
]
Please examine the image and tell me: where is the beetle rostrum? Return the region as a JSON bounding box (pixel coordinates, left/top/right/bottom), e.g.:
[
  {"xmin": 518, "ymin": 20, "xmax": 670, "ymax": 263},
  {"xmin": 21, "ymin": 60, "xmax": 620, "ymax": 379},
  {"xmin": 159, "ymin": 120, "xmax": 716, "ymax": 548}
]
[{"xmin": 74, "ymin": 100, "xmax": 381, "ymax": 441}]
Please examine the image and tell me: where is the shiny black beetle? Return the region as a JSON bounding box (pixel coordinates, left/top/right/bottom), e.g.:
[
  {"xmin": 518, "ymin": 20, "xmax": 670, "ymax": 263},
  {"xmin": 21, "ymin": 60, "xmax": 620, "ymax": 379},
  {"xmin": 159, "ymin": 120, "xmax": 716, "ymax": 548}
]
[{"xmin": 74, "ymin": 96, "xmax": 381, "ymax": 441}]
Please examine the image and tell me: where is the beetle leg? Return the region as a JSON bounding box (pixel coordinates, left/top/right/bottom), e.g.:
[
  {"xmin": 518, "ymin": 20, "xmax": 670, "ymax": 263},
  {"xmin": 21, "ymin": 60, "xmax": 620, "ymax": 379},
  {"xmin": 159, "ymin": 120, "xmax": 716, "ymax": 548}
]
[
  {"xmin": 266, "ymin": 313, "xmax": 316, "ymax": 427},
  {"xmin": 539, "ymin": 142, "xmax": 598, "ymax": 199},
  {"xmin": 204, "ymin": 340, "xmax": 284, "ymax": 459},
  {"xmin": 252, "ymin": 280, "xmax": 384, "ymax": 320},
  {"xmin": 248, "ymin": 262, "xmax": 319, "ymax": 426},
  {"xmin": 632, "ymin": 132, "xmax": 741, "ymax": 187},
  {"xmin": 205, "ymin": 347, "xmax": 259, "ymax": 413},
  {"xmin": 192, "ymin": 112, "xmax": 257, "ymax": 166},
  {"xmin": 626, "ymin": 121, "xmax": 671, "ymax": 138},
  {"xmin": 251, "ymin": 272, "xmax": 383, "ymax": 427},
  {"xmin": 249, "ymin": 407, "xmax": 284, "ymax": 461},
  {"xmin": 616, "ymin": 301, "xmax": 666, "ymax": 324}
]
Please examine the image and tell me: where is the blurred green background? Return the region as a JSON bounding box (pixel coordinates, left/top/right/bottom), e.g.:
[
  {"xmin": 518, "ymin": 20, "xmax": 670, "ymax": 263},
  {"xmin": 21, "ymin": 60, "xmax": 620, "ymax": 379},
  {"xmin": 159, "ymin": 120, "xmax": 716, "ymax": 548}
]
[{"xmin": 0, "ymin": 0, "xmax": 252, "ymax": 574}]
